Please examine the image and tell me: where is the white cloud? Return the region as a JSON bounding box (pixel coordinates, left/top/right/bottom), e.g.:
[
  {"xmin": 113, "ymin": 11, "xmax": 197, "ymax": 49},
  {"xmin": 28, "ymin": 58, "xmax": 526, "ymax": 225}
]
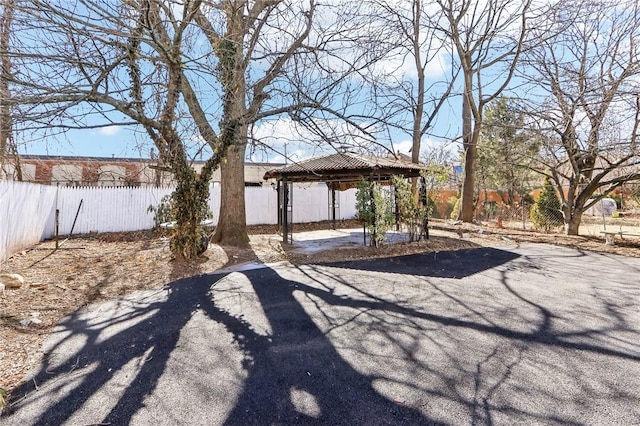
[
  {"xmin": 253, "ymin": 118, "xmax": 391, "ymax": 162},
  {"xmin": 249, "ymin": 118, "xmax": 335, "ymax": 163},
  {"xmin": 99, "ymin": 126, "xmax": 121, "ymax": 136},
  {"xmin": 391, "ymin": 136, "xmax": 457, "ymax": 163},
  {"xmin": 249, "ymin": 117, "xmax": 458, "ymax": 165},
  {"xmin": 391, "ymin": 139, "xmax": 414, "ymax": 156},
  {"xmin": 374, "ymin": 47, "xmax": 450, "ymax": 81}
]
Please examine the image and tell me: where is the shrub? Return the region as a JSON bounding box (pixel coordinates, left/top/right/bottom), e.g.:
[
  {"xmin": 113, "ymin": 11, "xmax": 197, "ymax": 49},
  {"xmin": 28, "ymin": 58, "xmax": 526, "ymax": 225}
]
[
  {"xmin": 530, "ymin": 177, "xmax": 564, "ymax": 232},
  {"xmin": 606, "ymin": 192, "xmax": 622, "ymax": 209},
  {"xmin": 356, "ymin": 180, "xmax": 394, "ymax": 247},
  {"xmin": 426, "ymin": 196, "xmax": 440, "ymax": 219},
  {"xmin": 391, "ymin": 175, "xmax": 428, "ymax": 241},
  {"xmin": 147, "ymin": 194, "xmax": 176, "ymax": 229},
  {"xmin": 520, "ymin": 192, "xmax": 535, "ymax": 207},
  {"xmin": 147, "ymin": 193, "xmax": 213, "ymax": 255},
  {"xmin": 450, "ymin": 197, "xmax": 461, "ymax": 220}
]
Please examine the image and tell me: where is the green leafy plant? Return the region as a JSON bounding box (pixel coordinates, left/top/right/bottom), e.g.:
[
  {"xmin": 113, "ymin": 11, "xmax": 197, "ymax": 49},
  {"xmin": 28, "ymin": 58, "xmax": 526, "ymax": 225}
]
[
  {"xmin": 450, "ymin": 197, "xmax": 461, "ymax": 220},
  {"xmin": 147, "ymin": 194, "xmax": 176, "ymax": 229},
  {"xmin": 391, "ymin": 175, "xmax": 428, "ymax": 241},
  {"xmin": 530, "ymin": 176, "xmax": 564, "ymax": 232},
  {"xmin": 356, "ymin": 180, "xmax": 394, "ymax": 247},
  {"xmin": 425, "ymin": 196, "xmax": 439, "ymax": 218},
  {"xmin": 606, "ymin": 192, "xmax": 622, "ymax": 209},
  {"xmin": 147, "ymin": 192, "xmax": 213, "ymax": 256}
]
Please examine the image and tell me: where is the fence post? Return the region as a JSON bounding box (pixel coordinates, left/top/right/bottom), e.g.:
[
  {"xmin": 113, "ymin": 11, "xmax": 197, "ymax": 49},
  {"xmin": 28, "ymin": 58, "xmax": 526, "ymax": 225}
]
[
  {"xmin": 55, "ymin": 209, "xmax": 60, "ymax": 249},
  {"xmin": 69, "ymin": 199, "xmax": 83, "ymax": 237}
]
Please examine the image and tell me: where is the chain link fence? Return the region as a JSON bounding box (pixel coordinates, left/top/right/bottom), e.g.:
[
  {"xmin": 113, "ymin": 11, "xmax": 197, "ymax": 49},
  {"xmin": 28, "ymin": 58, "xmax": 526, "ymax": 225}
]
[
  {"xmin": 478, "ymin": 201, "xmax": 533, "ymax": 230},
  {"xmin": 431, "ymin": 185, "xmax": 640, "ymax": 237}
]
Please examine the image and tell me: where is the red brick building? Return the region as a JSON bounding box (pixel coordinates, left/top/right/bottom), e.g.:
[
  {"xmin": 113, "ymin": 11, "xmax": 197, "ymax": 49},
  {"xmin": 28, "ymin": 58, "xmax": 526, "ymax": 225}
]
[{"xmin": 1, "ymin": 155, "xmax": 281, "ymax": 187}]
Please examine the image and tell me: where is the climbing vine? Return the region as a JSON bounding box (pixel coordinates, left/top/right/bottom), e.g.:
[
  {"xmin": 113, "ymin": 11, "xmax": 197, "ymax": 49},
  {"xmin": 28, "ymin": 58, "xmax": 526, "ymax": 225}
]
[
  {"xmin": 391, "ymin": 175, "xmax": 428, "ymax": 241},
  {"xmin": 356, "ymin": 180, "xmax": 394, "ymax": 247}
]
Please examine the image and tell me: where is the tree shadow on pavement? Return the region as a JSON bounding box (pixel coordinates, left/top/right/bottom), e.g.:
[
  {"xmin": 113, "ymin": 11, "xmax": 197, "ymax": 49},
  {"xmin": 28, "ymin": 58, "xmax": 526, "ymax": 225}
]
[
  {"xmin": 206, "ymin": 266, "xmax": 438, "ymax": 425},
  {"xmin": 4, "ymin": 275, "xmax": 207, "ymax": 425},
  {"xmin": 4, "ymin": 246, "xmax": 640, "ymax": 425},
  {"xmin": 4, "ymin": 259, "xmax": 444, "ymax": 424},
  {"xmin": 319, "ymin": 247, "xmax": 520, "ymax": 279}
]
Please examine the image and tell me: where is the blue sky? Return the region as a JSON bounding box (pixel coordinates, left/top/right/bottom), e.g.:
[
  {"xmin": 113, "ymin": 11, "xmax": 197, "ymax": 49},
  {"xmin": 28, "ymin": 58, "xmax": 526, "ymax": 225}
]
[
  {"xmin": 17, "ymin": 72, "xmax": 464, "ymax": 163},
  {"xmin": 11, "ymin": 1, "xmax": 472, "ymax": 163},
  {"xmin": 18, "ymin": 90, "xmax": 464, "ymax": 163},
  {"xmin": 22, "ymin": 126, "xmax": 147, "ymax": 158}
]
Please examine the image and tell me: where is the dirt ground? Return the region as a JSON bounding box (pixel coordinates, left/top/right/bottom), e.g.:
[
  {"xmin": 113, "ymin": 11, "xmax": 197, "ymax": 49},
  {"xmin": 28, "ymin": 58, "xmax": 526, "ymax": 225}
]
[{"xmin": 1, "ymin": 219, "xmax": 639, "ymax": 403}]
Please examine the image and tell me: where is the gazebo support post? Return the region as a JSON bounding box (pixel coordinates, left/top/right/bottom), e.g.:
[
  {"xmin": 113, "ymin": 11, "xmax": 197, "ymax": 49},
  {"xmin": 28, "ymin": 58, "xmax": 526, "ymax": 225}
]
[
  {"xmin": 276, "ymin": 180, "xmax": 282, "ymax": 227},
  {"xmin": 420, "ymin": 175, "xmax": 429, "ymax": 240},
  {"xmin": 331, "ymin": 185, "xmax": 337, "ymax": 230},
  {"xmin": 370, "ymin": 175, "xmax": 376, "ymax": 247},
  {"xmin": 282, "ymin": 177, "xmax": 289, "ymax": 244}
]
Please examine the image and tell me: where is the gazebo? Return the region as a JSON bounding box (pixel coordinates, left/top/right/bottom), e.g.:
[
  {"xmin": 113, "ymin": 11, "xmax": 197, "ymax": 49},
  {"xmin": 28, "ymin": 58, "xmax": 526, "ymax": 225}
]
[{"xmin": 263, "ymin": 152, "xmax": 428, "ymax": 243}]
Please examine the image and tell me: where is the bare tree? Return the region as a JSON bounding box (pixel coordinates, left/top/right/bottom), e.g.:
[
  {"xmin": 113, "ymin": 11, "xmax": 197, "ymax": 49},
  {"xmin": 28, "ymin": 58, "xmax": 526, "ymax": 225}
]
[
  {"xmin": 0, "ymin": 0, "xmax": 21, "ymax": 180},
  {"xmin": 9, "ymin": 0, "xmax": 246, "ymax": 258},
  {"xmin": 0, "ymin": 0, "xmax": 10, "ymax": 161},
  {"xmin": 247, "ymin": 2, "xmax": 402, "ymax": 161},
  {"xmin": 521, "ymin": 0, "xmax": 640, "ymax": 235},
  {"xmin": 5, "ymin": 0, "xmax": 376, "ymax": 256},
  {"xmin": 436, "ymin": 0, "xmax": 532, "ymax": 222},
  {"xmin": 366, "ymin": 0, "xmax": 458, "ymax": 197},
  {"xmin": 209, "ymin": 1, "xmax": 388, "ymax": 245}
]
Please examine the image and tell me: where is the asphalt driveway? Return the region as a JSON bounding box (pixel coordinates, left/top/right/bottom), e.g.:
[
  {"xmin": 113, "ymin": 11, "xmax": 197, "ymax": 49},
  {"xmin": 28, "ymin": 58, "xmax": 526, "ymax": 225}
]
[{"xmin": 3, "ymin": 243, "xmax": 640, "ymax": 425}]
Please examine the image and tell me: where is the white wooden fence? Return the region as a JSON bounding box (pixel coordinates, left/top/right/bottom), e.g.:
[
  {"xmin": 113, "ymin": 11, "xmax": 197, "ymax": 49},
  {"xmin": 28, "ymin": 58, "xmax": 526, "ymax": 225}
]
[
  {"xmin": 1, "ymin": 181, "xmax": 57, "ymax": 263},
  {"xmin": 1, "ymin": 181, "xmax": 357, "ymax": 262}
]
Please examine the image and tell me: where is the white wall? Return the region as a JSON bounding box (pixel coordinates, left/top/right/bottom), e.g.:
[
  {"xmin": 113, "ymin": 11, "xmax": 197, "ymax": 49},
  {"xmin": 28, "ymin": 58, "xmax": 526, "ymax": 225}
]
[
  {"xmin": 1, "ymin": 183, "xmax": 358, "ymax": 262},
  {"xmin": 52, "ymin": 164, "xmax": 83, "ymax": 182},
  {"xmin": 339, "ymin": 188, "xmax": 358, "ymax": 220},
  {"xmin": 1, "ymin": 163, "xmax": 36, "ymax": 181}
]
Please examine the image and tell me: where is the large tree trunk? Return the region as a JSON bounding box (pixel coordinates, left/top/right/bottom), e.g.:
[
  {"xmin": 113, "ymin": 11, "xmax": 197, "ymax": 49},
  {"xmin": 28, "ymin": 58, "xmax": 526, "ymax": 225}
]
[
  {"xmin": 459, "ymin": 143, "xmax": 476, "ymax": 222},
  {"xmin": 459, "ymin": 87, "xmax": 476, "ymax": 222},
  {"xmin": 561, "ymin": 189, "xmax": 582, "ymax": 236},
  {"xmin": 212, "ymin": 140, "xmax": 250, "ymax": 247},
  {"xmin": 410, "ymin": 0, "xmax": 424, "ymax": 201},
  {"xmin": 0, "ymin": 0, "xmax": 14, "ymax": 167},
  {"xmin": 561, "ymin": 181, "xmax": 581, "ymax": 236},
  {"xmin": 210, "ymin": 10, "xmax": 251, "ymax": 248},
  {"xmin": 167, "ymin": 143, "xmax": 215, "ymax": 260},
  {"xmin": 564, "ymin": 212, "xmax": 582, "ymax": 236}
]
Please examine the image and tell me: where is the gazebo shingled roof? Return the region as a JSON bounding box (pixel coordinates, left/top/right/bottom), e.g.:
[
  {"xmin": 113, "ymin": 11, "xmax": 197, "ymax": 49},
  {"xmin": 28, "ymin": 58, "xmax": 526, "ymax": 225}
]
[{"xmin": 263, "ymin": 152, "xmax": 427, "ymax": 183}]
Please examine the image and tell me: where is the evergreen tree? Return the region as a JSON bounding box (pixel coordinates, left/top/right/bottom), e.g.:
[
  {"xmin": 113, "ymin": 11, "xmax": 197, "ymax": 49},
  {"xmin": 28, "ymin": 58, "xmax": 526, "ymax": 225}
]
[
  {"xmin": 450, "ymin": 197, "xmax": 461, "ymax": 220},
  {"xmin": 478, "ymin": 97, "xmax": 539, "ymax": 205},
  {"xmin": 530, "ymin": 176, "xmax": 564, "ymax": 232}
]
